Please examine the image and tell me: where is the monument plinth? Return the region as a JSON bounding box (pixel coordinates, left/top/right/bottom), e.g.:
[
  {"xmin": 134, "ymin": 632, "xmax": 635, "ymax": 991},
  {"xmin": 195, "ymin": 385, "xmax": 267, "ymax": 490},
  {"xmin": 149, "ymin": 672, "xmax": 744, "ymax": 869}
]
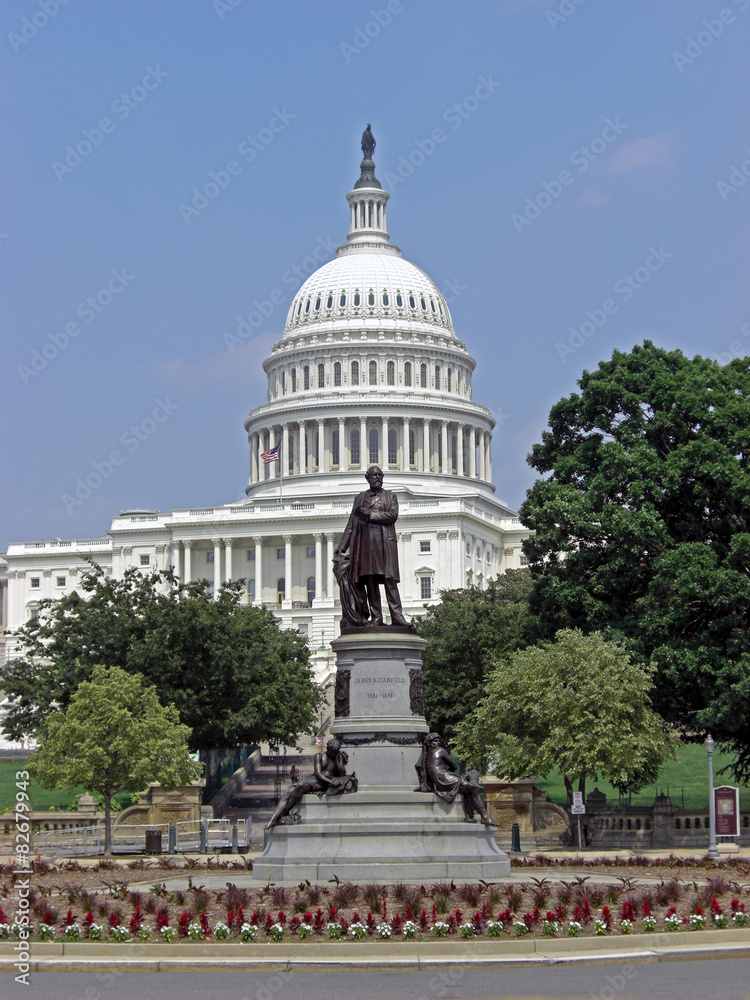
[{"xmin": 252, "ymin": 628, "xmax": 510, "ymax": 882}]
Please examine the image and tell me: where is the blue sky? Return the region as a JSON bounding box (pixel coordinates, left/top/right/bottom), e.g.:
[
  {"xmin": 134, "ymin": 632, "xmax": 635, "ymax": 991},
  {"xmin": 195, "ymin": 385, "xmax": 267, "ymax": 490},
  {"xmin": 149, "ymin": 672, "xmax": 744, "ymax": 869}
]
[{"xmin": 2, "ymin": 0, "xmax": 748, "ymax": 544}]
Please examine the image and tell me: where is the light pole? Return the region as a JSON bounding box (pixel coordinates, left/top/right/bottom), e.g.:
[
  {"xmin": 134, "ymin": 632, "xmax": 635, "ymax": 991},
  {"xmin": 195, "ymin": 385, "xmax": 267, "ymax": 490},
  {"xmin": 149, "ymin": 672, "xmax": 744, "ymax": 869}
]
[{"xmin": 705, "ymin": 733, "xmax": 719, "ymax": 860}]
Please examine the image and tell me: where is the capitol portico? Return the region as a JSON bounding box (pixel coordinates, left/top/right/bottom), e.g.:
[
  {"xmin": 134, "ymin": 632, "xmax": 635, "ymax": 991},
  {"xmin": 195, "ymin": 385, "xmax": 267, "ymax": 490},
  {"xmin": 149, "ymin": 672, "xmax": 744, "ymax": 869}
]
[{"xmin": 0, "ymin": 135, "xmax": 530, "ymax": 683}]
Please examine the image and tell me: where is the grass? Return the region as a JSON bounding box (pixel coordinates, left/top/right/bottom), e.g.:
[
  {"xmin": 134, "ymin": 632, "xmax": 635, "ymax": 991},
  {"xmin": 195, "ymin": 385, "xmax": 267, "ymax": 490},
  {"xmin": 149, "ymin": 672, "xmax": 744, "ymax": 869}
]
[
  {"xmin": 0, "ymin": 762, "xmax": 132, "ymax": 815},
  {"xmin": 535, "ymin": 743, "xmax": 750, "ymax": 809}
]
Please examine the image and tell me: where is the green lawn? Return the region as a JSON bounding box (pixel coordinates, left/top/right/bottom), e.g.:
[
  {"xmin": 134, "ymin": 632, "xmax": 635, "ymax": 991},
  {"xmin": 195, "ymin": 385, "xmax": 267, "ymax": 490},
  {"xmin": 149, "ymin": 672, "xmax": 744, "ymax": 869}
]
[
  {"xmin": 535, "ymin": 743, "xmax": 750, "ymax": 809},
  {"xmin": 0, "ymin": 762, "xmax": 131, "ymax": 815}
]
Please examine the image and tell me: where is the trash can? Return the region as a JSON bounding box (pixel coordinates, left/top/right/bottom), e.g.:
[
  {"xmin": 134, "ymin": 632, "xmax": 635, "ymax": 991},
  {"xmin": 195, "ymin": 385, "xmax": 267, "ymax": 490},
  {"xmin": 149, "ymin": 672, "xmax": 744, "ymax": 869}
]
[{"xmin": 145, "ymin": 829, "xmax": 162, "ymax": 854}]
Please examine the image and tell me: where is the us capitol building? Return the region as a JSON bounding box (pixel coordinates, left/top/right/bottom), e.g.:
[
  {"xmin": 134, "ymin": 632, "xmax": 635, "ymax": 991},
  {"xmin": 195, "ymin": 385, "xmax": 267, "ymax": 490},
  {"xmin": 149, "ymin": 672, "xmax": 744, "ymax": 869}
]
[{"xmin": 1, "ymin": 134, "xmax": 529, "ymax": 683}]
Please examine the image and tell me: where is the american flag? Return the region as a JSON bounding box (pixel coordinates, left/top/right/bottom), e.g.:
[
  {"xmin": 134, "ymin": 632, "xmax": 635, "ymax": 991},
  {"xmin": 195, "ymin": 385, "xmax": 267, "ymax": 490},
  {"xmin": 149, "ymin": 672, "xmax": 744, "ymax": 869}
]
[{"xmin": 261, "ymin": 444, "xmax": 281, "ymax": 464}]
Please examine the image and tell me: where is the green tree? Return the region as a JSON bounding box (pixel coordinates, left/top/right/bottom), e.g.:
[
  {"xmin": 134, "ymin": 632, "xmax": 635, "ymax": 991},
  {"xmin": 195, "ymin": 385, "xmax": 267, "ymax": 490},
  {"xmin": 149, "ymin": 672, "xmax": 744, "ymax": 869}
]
[
  {"xmin": 454, "ymin": 629, "xmax": 678, "ymax": 804},
  {"xmin": 27, "ymin": 665, "xmax": 202, "ymax": 853},
  {"xmin": 519, "ymin": 343, "xmax": 750, "ymax": 773},
  {"xmin": 1, "ymin": 562, "xmax": 322, "ymax": 753},
  {"xmin": 416, "ymin": 570, "xmax": 532, "ymax": 743}
]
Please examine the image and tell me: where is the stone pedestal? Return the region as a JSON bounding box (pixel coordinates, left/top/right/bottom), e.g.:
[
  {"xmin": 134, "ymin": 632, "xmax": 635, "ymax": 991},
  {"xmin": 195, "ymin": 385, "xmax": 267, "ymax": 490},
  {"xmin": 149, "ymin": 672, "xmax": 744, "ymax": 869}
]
[{"xmin": 253, "ymin": 628, "xmax": 510, "ymax": 882}]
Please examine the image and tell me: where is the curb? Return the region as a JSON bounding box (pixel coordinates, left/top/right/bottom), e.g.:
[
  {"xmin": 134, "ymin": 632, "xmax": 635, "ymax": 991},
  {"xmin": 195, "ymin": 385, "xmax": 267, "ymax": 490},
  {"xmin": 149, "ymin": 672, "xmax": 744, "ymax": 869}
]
[{"xmin": 2, "ymin": 929, "xmax": 750, "ymax": 972}]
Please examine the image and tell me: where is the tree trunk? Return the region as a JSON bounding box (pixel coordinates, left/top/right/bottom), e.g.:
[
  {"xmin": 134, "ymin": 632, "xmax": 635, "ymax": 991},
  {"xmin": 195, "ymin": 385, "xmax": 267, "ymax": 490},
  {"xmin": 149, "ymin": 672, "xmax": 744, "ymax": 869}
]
[
  {"xmin": 103, "ymin": 792, "xmax": 112, "ymax": 856},
  {"xmin": 563, "ymin": 774, "xmax": 574, "ymax": 805}
]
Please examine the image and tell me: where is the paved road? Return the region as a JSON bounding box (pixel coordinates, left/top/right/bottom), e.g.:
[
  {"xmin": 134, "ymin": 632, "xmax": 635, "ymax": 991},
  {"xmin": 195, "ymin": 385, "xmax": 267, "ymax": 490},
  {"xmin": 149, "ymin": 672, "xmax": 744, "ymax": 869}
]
[{"xmin": 3, "ymin": 961, "xmax": 750, "ymax": 1000}]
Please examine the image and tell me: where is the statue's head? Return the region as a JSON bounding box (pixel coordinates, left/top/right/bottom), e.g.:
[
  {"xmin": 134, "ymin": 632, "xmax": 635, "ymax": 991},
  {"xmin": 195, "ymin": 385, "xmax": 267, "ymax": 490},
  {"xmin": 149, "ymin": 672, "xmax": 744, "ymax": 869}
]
[
  {"xmin": 326, "ymin": 736, "xmax": 343, "ymax": 753},
  {"xmin": 425, "ymin": 732, "xmax": 442, "ymax": 748},
  {"xmin": 365, "ymin": 466, "xmax": 384, "ymax": 490}
]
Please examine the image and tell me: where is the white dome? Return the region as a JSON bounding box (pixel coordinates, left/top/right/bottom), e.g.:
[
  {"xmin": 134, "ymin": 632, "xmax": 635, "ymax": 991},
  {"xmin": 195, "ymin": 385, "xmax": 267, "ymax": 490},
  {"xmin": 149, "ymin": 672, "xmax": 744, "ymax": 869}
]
[{"xmin": 283, "ymin": 249, "xmax": 454, "ymax": 338}]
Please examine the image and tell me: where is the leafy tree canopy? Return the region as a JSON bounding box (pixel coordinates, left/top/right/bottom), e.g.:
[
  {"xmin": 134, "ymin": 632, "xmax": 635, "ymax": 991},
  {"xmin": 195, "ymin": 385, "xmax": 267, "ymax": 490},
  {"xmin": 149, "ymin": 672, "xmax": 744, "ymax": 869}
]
[
  {"xmin": 454, "ymin": 629, "xmax": 678, "ymax": 804},
  {"xmin": 416, "ymin": 570, "xmax": 533, "ymax": 743},
  {"xmin": 519, "ymin": 343, "xmax": 750, "ymax": 774},
  {"xmin": 27, "ymin": 664, "xmax": 202, "ymax": 853},
  {"xmin": 2, "ymin": 562, "xmax": 323, "ymax": 753}
]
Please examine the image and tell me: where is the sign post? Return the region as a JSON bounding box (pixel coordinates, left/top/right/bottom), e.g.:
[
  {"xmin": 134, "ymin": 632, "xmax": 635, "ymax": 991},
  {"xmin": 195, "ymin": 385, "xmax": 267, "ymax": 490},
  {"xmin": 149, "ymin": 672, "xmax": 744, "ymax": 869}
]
[
  {"xmin": 715, "ymin": 786, "xmax": 740, "ymax": 839},
  {"xmin": 571, "ymin": 792, "xmax": 586, "ymax": 851}
]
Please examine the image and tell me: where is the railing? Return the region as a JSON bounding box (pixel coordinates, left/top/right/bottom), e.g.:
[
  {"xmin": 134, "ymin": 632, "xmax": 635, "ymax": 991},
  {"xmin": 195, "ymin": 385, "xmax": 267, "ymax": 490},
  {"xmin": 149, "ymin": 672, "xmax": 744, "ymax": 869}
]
[
  {"xmin": 33, "ymin": 819, "xmax": 250, "ymax": 856},
  {"xmin": 188, "ymin": 509, "xmax": 214, "ymax": 516}
]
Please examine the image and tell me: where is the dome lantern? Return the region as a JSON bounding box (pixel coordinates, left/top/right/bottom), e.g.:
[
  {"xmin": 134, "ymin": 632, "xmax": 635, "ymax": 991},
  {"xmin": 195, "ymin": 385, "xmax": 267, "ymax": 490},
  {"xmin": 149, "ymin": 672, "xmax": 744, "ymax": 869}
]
[{"xmin": 345, "ymin": 125, "xmax": 391, "ymax": 248}]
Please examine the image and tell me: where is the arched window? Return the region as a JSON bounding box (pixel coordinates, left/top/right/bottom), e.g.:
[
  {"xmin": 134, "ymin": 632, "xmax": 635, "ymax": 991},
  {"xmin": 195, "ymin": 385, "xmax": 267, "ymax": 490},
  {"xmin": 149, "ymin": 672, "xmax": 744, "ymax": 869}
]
[
  {"xmin": 340, "ymin": 291, "xmax": 346, "ymax": 307},
  {"xmin": 396, "ymin": 292, "xmax": 403, "ymax": 307},
  {"xmin": 334, "ymin": 362, "xmax": 342, "ymax": 386},
  {"xmin": 318, "ymin": 363, "xmax": 325, "ymax": 388},
  {"xmin": 351, "ymin": 360, "xmax": 359, "ymax": 384},
  {"xmin": 315, "ymin": 296, "xmax": 321, "ymax": 311},
  {"xmin": 354, "ymin": 290, "xmax": 360, "ymax": 306},
  {"xmin": 368, "ymin": 289, "xmax": 375, "ymax": 306},
  {"xmin": 685, "ymin": 818, "xmax": 691, "ymax": 830},
  {"xmin": 291, "ymin": 368, "xmax": 297, "ymax": 392},
  {"xmin": 303, "ymin": 365, "xmax": 310, "ymax": 390},
  {"xmin": 451, "ymin": 433, "xmax": 457, "ymax": 473},
  {"xmin": 281, "ymin": 370, "xmax": 287, "ymax": 394},
  {"xmin": 409, "ymin": 294, "xmax": 416, "ymax": 309},
  {"xmin": 247, "ymin": 579, "xmax": 255, "ymax": 602},
  {"xmin": 368, "ymin": 427, "xmax": 379, "ymax": 465},
  {"xmin": 305, "ymin": 298, "xmax": 310, "ymax": 313},
  {"xmin": 382, "ymin": 290, "xmax": 389, "ymax": 306},
  {"xmin": 420, "ymin": 363, "xmax": 427, "ymax": 388},
  {"xmin": 404, "ymin": 361, "xmax": 412, "ymax": 386},
  {"xmin": 420, "ymin": 295, "xmax": 427, "ymax": 310},
  {"xmin": 350, "ymin": 427, "xmax": 360, "ymax": 465},
  {"xmin": 430, "ymin": 298, "xmax": 436, "ymax": 313},
  {"xmin": 296, "ymin": 299, "xmax": 302, "ymax": 316},
  {"xmin": 307, "ymin": 576, "xmax": 315, "ymax": 604},
  {"xmin": 332, "ymin": 428, "xmax": 340, "ymax": 467},
  {"xmin": 326, "ymin": 293, "xmax": 333, "ymax": 309},
  {"xmin": 388, "ymin": 428, "xmax": 397, "ymax": 466},
  {"xmin": 369, "ymin": 360, "xmax": 377, "ymax": 385},
  {"xmin": 409, "ymin": 430, "xmax": 415, "ymax": 466},
  {"xmin": 386, "ymin": 360, "xmax": 395, "ymax": 385},
  {"xmin": 276, "ymin": 578, "xmax": 285, "ymax": 606},
  {"xmin": 288, "ymin": 435, "xmax": 295, "ymax": 474},
  {"xmin": 434, "ymin": 365, "xmax": 441, "ymax": 390},
  {"xmin": 437, "ymin": 434, "xmax": 443, "ymax": 469},
  {"xmin": 447, "ymin": 368, "xmax": 453, "ymax": 392}
]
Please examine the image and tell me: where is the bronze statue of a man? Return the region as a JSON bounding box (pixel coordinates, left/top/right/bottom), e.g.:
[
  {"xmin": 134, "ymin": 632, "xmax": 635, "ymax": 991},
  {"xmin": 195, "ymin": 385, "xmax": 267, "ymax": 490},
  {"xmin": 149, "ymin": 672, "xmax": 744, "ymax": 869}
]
[
  {"xmin": 416, "ymin": 732, "xmax": 498, "ymax": 827},
  {"xmin": 361, "ymin": 124, "xmax": 376, "ymax": 160},
  {"xmin": 334, "ymin": 466, "xmax": 409, "ymax": 627},
  {"xmin": 265, "ymin": 737, "xmax": 357, "ymax": 830}
]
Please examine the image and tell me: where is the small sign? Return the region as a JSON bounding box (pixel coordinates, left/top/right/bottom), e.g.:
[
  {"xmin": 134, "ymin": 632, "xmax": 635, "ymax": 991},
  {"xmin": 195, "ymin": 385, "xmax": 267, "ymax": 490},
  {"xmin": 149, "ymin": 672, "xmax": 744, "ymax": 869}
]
[
  {"xmin": 715, "ymin": 786, "xmax": 740, "ymax": 837},
  {"xmin": 571, "ymin": 803, "xmax": 586, "ymax": 815},
  {"xmin": 572, "ymin": 792, "xmax": 584, "ymax": 806}
]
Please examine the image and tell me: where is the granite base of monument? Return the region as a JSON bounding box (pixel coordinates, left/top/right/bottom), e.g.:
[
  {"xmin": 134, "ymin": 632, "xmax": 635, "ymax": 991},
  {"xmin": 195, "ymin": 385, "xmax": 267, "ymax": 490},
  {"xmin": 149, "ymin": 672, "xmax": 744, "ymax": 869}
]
[{"xmin": 253, "ymin": 630, "xmax": 510, "ymax": 882}]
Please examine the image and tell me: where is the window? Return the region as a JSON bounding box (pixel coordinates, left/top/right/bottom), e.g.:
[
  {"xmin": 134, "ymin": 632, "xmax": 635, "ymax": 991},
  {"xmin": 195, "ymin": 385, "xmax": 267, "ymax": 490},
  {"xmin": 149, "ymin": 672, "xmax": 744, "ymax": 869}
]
[
  {"xmin": 354, "ymin": 290, "xmax": 360, "ymax": 306},
  {"xmin": 447, "ymin": 368, "xmax": 453, "ymax": 392},
  {"xmin": 420, "ymin": 296, "xmax": 427, "ymax": 310},
  {"xmin": 382, "ymin": 290, "xmax": 389, "ymax": 306},
  {"xmin": 288, "ymin": 434, "xmax": 294, "ymax": 473},
  {"xmin": 30, "ymin": 577, "xmax": 40, "ymax": 589},
  {"xmin": 140, "ymin": 555, "xmax": 150, "ymax": 566},
  {"xmin": 247, "ymin": 579, "xmax": 256, "ymax": 601},
  {"xmin": 340, "ymin": 291, "xmax": 346, "ymax": 307},
  {"xmin": 386, "ymin": 360, "xmax": 395, "ymax": 385},
  {"xmin": 351, "ymin": 360, "xmax": 359, "ymax": 384},
  {"xmin": 56, "ymin": 576, "xmax": 66, "ymax": 587},
  {"xmin": 305, "ymin": 298, "xmax": 310, "ymax": 313},
  {"xmin": 318, "ymin": 363, "xmax": 325, "ymax": 388},
  {"xmin": 404, "ymin": 361, "xmax": 412, "ymax": 386},
  {"xmin": 435, "ymin": 365, "xmax": 441, "ymax": 390},
  {"xmin": 207, "ymin": 552, "xmax": 214, "ymax": 563},
  {"xmin": 306, "ymin": 546, "xmax": 315, "ymax": 558},
  {"xmin": 247, "ymin": 549, "xmax": 256, "ymax": 560},
  {"xmin": 303, "ymin": 365, "xmax": 310, "ymax": 390},
  {"xmin": 277, "ymin": 547, "xmax": 285, "ymax": 560},
  {"xmin": 520, "ymin": 554, "xmax": 529, "ymax": 566},
  {"xmin": 307, "ymin": 576, "xmax": 316, "ymax": 604},
  {"xmin": 334, "ymin": 362, "xmax": 342, "ymax": 386},
  {"xmin": 369, "ymin": 360, "xmax": 377, "ymax": 385},
  {"xmin": 332, "ymin": 428, "xmax": 340, "ymax": 466},
  {"xmin": 420, "ymin": 576, "xmax": 432, "ymax": 600},
  {"xmin": 420, "ymin": 363, "xmax": 427, "ymax": 388},
  {"xmin": 276, "ymin": 578, "xmax": 285, "ymax": 605},
  {"xmin": 326, "ymin": 293, "xmax": 333, "ymax": 309},
  {"xmin": 291, "ymin": 368, "xmax": 297, "ymax": 392},
  {"xmin": 451, "ymin": 433, "xmax": 457, "ymax": 473},
  {"xmin": 368, "ymin": 289, "xmax": 375, "ymax": 306},
  {"xmin": 315, "ymin": 296, "xmax": 321, "ymax": 311},
  {"xmin": 368, "ymin": 427, "xmax": 379, "ymax": 465},
  {"xmin": 396, "ymin": 292, "xmax": 403, "ymax": 307},
  {"xmin": 388, "ymin": 428, "xmax": 397, "ymax": 466},
  {"xmin": 420, "ymin": 540, "xmax": 431, "ymax": 553},
  {"xmin": 409, "ymin": 294, "xmax": 416, "ymax": 308},
  {"xmin": 350, "ymin": 427, "xmax": 360, "ymax": 465},
  {"xmin": 281, "ymin": 370, "xmax": 287, "ymax": 393},
  {"xmin": 298, "ymin": 623, "xmax": 309, "ymax": 637},
  {"xmin": 409, "ymin": 429, "xmax": 415, "ymax": 466}
]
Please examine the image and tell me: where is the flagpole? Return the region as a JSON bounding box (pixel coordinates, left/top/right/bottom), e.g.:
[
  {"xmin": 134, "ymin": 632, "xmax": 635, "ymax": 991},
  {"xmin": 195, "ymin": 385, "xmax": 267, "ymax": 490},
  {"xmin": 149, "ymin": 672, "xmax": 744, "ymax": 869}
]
[{"xmin": 278, "ymin": 444, "xmax": 283, "ymax": 506}]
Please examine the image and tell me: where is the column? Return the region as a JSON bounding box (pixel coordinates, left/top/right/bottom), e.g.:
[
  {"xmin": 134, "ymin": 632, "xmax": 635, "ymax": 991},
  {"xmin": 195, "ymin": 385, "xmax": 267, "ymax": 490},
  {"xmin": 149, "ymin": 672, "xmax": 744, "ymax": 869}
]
[
  {"xmin": 359, "ymin": 416, "xmax": 367, "ymax": 467},
  {"xmin": 253, "ymin": 537, "xmax": 263, "ymax": 604},
  {"xmin": 402, "ymin": 417, "xmax": 410, "ymax": 471},
  {"xmin": 183, "ymin": 541, "xmax": 193, "ymax": 584},
  {"xmin": 314, "ymin": 533, "xmax": 323, "ymax": 605},
  {"xmin": 449, "ymin": 530, "xmax": 460, "ymax": 589},
  {"xmin": 400, "ymin": 532, "xmax": 411, "ymax": 601},
  {"xmin": 423, "ymin": 417, "xmax": 430, "ymax": 472},
  {"xmin": 270, "ymin": 427, "xmax": 278, "ymax": 478},
  {"xmin": 212, "ymin": 538, "xmax": 222, "ymax": 594},
  {"xmin": 441, "ymin": 421, "xmax": 449, "ymax": 474},
  {"xmin": 486, "ymin": 434, "xmax": 492, "ymax": 482},
  {"xmin": 437, "ymin": 530, "xmax": 448, "ymax": 591},
  {"xmin": 479, "ymin": 431, "xmax": 486, "ymax": 480},
  {"xmin": 326, "ymin": 532, "xmax": 335, "ymax": 601},
  {"xmin": 457, "ymin": 424, "xmax": 464, "ymax": 477},
  {"xmin": 317, "ymin": 419, "xmax": 325, "ymax": 473},
  {"xmin": 381, "ymin": 415, "xmax": 388, "ymax": 468},
  {"xmin": 282, "ymin": 424, "xmax": 290, "ymax": 476},
  {"xmin": 283, "ymin": 535, "xmax": 292, "ymax": 608},
  {"xmin": 223, "ymin": 538, "xmax": 233, "ymax": 583},
  {"xmin": 469, "ymin": 427, "xmax": 477, "ymax": 477},
  {"xmin": 338, "ymin": 416, "xmax": 346, "ymax": 469},
  {"xmin": 299, "ymin": 420, "xmax": 307, "ymax": 474}
]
